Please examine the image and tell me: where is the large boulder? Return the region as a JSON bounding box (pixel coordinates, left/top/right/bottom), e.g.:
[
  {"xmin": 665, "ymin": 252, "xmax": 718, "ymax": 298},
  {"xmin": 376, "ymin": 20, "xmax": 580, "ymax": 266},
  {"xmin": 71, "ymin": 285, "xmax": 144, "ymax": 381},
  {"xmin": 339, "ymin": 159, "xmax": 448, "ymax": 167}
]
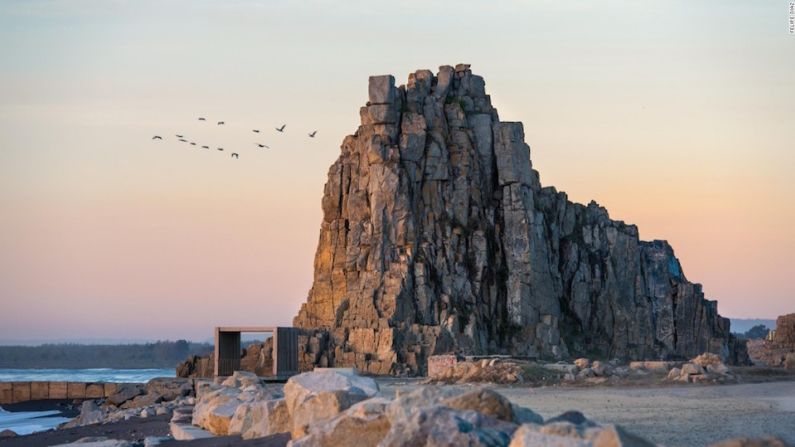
[
  {"xmin": 120, "ymin": 392, "xmax": 163, "ymax": 409},
  {"xmin": 511, "ymin": 404, "xmax": 545, "ymax": 425},
  {"xmin": 194, "ymin": 379, "xmax": 220, "ymax": 400},
  {"xmin": 680, "ymin": 363, "xmax": 704, "ymax": 376},
  {"xmin": 591, "ymin": 361, "xmax": 611, "ymax": 377},
  {"xmin": 439, "ymin": 388, "xmax": 515, "ymax": 422},
  {"xmin": 386, "ymin": 386, "xmax": 457, "ymax": 421},
  {"xmin": 228, "ymin": 398, "xmax": 290, "ymax": 440},
  {"xmin": 380, "ymin": 405, "xmax": 517, "ymax": 447},
  {"xmin": 105, "ymin": 383, "xmax": 145, "ymax": 406},
  {"xmin": 666, "ymin": 367, "xmax": 682, "ymax": 381},
  {"xmin": 177, "ymin": 354, "xmax": 214, "ymax": 378},
  {"xmin": 60, "ymin": 401, "xmax": 105, "ymax": 428},
  {"xmin": 290, "ymin": 398, "xmax": 392, "ymax": 447},
  {"xmin": 284, "ymin": 369, "xmax": 380, "ymax": 438},
  {"xmin": 509, "ymin": 421, "xmax": 656, "ymax": 447},
  {"xmin": 386, "ymin": 386, "xmax": 541, "ymax": 426},
  {"xmin": 221, "ymin": 371, "xmax": 262, "ymax": 389},
  {"xmin": 169, "ymin": 422, "xmax": 214, "ymax": 441},
  {"xmin": 692, "ymin": 353, "xmax": 730, "ymax": 375},
  {"xmin": 145, "ymin": 378, "xmax": 193, "ymax": 401},
  {"xmin": 191, "ymin": 387, "xmax": 245, "ymax": 435},
  {"xmin": 574, "ymin": 358, "xmax": 591, "ymax": 369}
]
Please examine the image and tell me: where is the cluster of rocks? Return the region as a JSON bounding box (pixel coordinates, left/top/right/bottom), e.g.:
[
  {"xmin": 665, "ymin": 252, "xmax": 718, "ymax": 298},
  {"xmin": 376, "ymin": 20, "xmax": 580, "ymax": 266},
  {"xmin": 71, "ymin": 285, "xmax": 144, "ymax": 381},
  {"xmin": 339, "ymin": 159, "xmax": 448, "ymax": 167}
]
[
  {"xmin": 665, "ymin": 353, "xmax": 734, "ymax": 384},
  {"xmin": 746, "ymin": 314, "xmax": 795, "ymax": 369},
  {"xmin": 189, "ymin": 371, "xmax": 286, "ymax": 439},
  {"xmin": 555, "ymin": 358, "xmax": 626, "ymax": 384},
  {"xmin": 190, "ymin": 368, "xmax": 665, "ymax": 446},
  {"xmin": 60, "ymin": 378, "xmax": 195, "ymax": 429},
  {"xmin": 178, "ymin": 339, "xmax": 277, "ymax": 378},
  {"xmin": 547, "ymin": 358, "xmax": 671, "ymax": 384},
  {"xmin": 288, "ymin": 64, "xmax": 746, "ymax": 376},
  {"xmin": 425, "ymin": 357, "xmax": 530, "ymax": 384},
  {"xmin": 187, "ymin": 368, "xmax": 793, "ymax": 446}
]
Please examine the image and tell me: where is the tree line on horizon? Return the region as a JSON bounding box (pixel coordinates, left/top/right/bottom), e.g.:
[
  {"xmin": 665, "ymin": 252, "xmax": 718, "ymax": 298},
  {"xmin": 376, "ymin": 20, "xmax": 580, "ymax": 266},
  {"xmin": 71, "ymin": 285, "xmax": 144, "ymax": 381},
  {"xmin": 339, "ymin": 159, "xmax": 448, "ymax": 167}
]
[
  {"xmin": 0, "ymin": 340, "xmax": 213, "ymax": 369},
  {"xmin": 734, "ymin": 325, "xmax": 771, "ymax": 341}
]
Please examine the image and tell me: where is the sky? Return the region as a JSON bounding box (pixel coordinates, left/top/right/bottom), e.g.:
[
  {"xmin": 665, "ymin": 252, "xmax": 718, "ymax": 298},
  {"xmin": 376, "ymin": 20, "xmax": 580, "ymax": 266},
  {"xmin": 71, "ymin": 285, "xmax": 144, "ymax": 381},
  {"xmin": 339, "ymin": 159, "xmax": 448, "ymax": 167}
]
[{"xmin": 0, "ymin": 0, "xmax": 793, "ymax": 343}]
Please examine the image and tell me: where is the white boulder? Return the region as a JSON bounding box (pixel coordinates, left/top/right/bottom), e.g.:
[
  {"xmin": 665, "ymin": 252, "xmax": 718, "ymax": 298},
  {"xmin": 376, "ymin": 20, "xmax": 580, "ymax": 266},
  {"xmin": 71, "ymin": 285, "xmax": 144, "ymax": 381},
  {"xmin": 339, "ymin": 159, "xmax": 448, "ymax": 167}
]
[
  {"xmin": 284, "ymin": 368, "xmax": 380, "ymax": 438},
  {"xmin": 228, "ymin": 398, "xmax": 290, "ymax": 440}
]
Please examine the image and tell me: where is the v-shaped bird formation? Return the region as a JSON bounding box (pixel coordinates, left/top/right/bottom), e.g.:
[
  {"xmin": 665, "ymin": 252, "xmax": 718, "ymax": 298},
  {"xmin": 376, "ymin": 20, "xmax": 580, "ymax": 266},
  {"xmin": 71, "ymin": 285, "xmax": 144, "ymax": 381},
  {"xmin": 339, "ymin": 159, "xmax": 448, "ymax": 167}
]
[{"xmin": 151, "ymin": 117, "xmax": 317, "ymax": 160}]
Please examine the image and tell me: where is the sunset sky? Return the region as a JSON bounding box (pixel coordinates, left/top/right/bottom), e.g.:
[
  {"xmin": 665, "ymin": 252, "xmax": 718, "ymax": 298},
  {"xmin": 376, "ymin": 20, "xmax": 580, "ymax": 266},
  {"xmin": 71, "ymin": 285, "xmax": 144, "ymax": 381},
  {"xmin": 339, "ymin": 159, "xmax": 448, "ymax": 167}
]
[{"xmin": 1, "ymin": 0, "xmax": 793, "ymax": 343}]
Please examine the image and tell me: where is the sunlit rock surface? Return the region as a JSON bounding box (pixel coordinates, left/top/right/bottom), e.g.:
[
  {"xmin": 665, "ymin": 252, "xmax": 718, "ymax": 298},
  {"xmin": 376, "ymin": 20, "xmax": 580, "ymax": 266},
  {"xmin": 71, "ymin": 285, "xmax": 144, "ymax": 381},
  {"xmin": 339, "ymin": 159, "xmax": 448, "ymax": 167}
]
[{"xmin": 292, "ymin": 64, "xmax": 747, "ymax": 375}]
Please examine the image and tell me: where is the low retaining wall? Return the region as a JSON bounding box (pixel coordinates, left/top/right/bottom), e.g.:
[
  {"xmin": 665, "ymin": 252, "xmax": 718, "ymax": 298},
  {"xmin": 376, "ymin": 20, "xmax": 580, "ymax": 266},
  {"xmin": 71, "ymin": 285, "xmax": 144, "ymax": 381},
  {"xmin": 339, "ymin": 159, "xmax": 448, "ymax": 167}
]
[{"xmin": 0, "ymin": 381, "xmax": 128, "ymax": 405}]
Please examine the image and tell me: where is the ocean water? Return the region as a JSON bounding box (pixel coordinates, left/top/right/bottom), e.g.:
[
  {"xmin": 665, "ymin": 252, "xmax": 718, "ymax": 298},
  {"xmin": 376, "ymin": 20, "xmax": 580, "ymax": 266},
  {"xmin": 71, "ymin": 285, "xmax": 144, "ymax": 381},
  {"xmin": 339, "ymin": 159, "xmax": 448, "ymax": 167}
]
[
  {"xmin": 0, "ymin": 368, "xmax": 176, "ymax": 435},
  {"xmin": 0, "ymin": 368, "xmax": 175, "ymax": 383},
  {"xmin": 0, "ymin": 407, "xmax": 71, "ymax": 435}
]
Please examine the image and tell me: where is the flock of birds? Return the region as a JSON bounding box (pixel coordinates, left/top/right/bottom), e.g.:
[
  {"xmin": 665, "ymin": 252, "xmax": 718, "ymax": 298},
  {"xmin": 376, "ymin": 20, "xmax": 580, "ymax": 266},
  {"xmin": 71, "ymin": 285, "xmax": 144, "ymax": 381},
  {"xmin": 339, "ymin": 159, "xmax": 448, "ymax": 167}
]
[{"xmin": 151, "ymin": 118, "xmax": 317, "ymax": 159}]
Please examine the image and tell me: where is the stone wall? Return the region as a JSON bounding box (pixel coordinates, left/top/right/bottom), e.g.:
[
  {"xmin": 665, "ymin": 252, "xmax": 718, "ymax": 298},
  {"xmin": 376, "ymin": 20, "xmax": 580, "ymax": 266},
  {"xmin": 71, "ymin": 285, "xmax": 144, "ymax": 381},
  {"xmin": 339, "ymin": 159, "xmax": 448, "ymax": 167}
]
[
  {"xmin": 291, "ymin": 64, "xmax": 747, "ymax": 375},
  {"xmin": 0, "ymin": 381, "xmax": 124, "ymax": 405}
]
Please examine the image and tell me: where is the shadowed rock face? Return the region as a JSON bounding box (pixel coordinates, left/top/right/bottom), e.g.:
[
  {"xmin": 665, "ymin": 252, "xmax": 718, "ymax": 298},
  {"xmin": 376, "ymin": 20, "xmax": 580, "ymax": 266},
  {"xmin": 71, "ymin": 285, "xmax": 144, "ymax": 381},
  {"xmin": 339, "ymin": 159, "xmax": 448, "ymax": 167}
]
[{"xmin": 292, "ymin": 64, "xmax": 747, "ymax": 375}]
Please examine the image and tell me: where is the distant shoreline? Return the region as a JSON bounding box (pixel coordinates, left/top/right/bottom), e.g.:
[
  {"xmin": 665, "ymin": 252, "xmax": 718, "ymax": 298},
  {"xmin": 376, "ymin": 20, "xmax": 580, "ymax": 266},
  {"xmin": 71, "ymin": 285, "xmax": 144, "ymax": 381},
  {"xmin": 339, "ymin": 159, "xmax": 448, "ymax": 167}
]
[
  {"xmin": 0, "ymin": 341, "xmax": 211, "ymax": 370},
  {"xmin": 0, "ymin": 368, "xmax": 175, "ymax": 384}
]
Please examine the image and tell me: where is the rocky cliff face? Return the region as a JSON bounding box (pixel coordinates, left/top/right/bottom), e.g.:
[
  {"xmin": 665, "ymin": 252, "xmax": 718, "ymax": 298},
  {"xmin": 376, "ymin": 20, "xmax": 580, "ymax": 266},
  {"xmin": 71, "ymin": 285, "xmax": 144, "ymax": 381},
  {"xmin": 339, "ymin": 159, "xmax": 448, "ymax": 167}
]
[
  {"xmin": 292, "ymin": 64, "xmax": 747, "ymax": 375},
  {"xmin": 746, "ymin": 314, "xmax": 795, "ymax": 367},
  {"xmin": 772, "ymin": 313, "xmax": 795, "ymax": 347}
]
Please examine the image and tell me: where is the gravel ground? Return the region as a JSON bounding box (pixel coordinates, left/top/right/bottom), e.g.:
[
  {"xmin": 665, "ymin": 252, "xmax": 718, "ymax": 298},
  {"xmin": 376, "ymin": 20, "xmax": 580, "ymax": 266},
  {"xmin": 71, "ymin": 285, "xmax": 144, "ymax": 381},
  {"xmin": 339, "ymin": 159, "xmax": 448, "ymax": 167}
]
[
  {"xmin": 497, "ymin": 381, "xmax": 795, "ymax": 446},
  {"xmin": 379, "ymin": 379, "xmax": 795, "ymax": 446},
  {"xmin": 0, "ymin": 413, "xmax": 290, "ymax": 447}
]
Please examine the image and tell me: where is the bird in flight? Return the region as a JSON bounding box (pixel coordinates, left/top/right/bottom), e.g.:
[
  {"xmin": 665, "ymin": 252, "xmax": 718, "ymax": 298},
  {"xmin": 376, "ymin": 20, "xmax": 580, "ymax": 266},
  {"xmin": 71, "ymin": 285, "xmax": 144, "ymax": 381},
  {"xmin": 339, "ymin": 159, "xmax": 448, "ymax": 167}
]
[
  {"xmin": 201, "ymin": 145, "xmax": 209, "ymax": 149},
  {"xmin": 256, "ymin": 143, "xmax": 270, "ymax": 149},
  {"xmin": 252, "ymin": 129, "xmax": 260, "ymax": 133},
  {"xmin": 152, "ymin": 136, "xmax": 163, "ymax": 140},
  {"xmin": 308, "ymin": 130, "xmax": 317, "ymax": 138},
  {"xmin": 190, "ymin": 142, "xmax": 197, "ymax": 146},
  {"xmin": 231, "ymin": 153, "xmax": 239, "ymax": 159},
  {"xmin": 176, "ymin": 134, "xmax": 184, "ymax": 138},
  {"xmin": 178, "ymin": 138, "xmax": 187, "ymax": 142},
  {"xmin": 217, "ymin": 147, "xmax": 224, "ymax": 151},
  {"xmin": 217, "ymin": 121, "xmax": 225, "ymax": 125},
  {"xmin": 198, "ymin": 117, "xmax": 206, "ymax": 121},
  {"xmin": 275, "ymin": 124, "xmax": 286, "ymax": 132}
]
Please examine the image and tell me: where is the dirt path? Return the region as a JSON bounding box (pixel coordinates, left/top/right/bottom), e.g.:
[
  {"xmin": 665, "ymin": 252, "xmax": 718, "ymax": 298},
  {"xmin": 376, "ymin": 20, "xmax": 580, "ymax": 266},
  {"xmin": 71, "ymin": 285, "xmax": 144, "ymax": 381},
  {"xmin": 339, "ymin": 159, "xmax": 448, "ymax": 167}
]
[{"xmin": 379, "ymin": 379, "xmax": 795, "ymax": 446}]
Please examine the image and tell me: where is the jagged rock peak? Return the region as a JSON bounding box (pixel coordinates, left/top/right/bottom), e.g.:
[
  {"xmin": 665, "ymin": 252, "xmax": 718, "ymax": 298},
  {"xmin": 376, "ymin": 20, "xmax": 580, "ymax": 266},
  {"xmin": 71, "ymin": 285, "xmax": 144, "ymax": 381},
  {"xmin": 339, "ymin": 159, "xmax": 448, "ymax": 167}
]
[{"xmin": 293, "ymin": 64, "xmax": 746, "ymax": 375}]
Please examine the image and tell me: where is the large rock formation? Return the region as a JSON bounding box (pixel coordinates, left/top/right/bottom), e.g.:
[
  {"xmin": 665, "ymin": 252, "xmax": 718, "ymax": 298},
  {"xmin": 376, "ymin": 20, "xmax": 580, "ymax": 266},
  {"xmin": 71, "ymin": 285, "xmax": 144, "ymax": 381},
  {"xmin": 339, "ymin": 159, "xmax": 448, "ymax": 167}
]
[
  {"xmin": 772, "ymin": 313, "xmax": 795, "ymax": 347},
  {"xmin": 292, "ymin": 64, "xmax": 746, "ymax": 375},
  {"xmin": 747, "ymin": 313, "xmax": 795, "ymax": 367}
]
